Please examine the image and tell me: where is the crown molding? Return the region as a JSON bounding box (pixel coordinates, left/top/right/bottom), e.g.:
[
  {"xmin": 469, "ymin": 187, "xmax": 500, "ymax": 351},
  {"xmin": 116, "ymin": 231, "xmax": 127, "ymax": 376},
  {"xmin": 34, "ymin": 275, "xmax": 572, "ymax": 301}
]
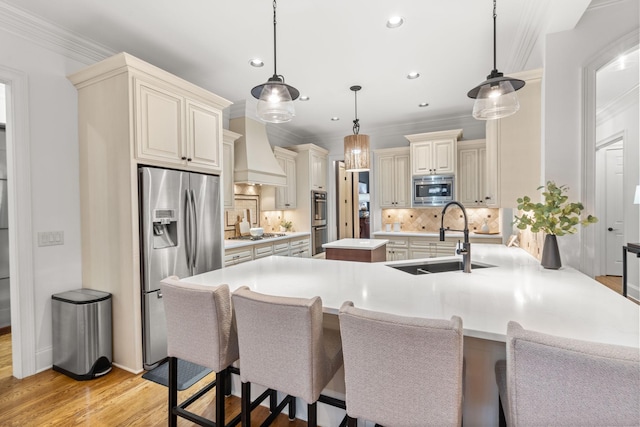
[
  {"xmin": 506, "ymin": 0, "xmax": 550, "ymax": 72},
  {"xmin": 0, "ymin": 1, "xmax": 114, "ymax": 65}
]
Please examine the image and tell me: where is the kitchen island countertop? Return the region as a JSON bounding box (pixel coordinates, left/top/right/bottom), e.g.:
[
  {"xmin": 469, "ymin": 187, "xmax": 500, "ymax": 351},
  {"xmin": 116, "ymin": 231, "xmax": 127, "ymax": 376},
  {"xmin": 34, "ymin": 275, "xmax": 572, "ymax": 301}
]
[{"xmin": 188, "ymin": 243, "xmax": 639, "ymax": 347}]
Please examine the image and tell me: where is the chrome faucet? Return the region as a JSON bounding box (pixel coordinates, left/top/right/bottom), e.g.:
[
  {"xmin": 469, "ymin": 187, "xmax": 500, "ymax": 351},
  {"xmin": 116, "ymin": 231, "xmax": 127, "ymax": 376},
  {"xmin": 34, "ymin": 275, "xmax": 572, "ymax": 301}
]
[{"xmin": 440, "ymin": 201, "xmax": 471, "ymax": 273}]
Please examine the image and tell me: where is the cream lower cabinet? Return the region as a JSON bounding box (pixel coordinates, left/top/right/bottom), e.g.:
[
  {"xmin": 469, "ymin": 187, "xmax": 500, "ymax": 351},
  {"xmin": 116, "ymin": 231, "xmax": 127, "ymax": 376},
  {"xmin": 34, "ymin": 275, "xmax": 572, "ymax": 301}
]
[
  {"xmin": 69, "ymin": 52, "xmax": 231, "ymax": 372},
  {"xmin": 386, "ymin": 237, "xmax": 409, "ymax": 261},
  {"xmin": 375, "ymin": 147, "xmax": 411, "ymax": 208},
  {"xmin": 290, "ymin": 236, "xmax": 311, "ymax": 257},
  {"xmin": 409, "ymin": 237, "xmax": 456, "ymax": 259},
  {"xmin": 224, "ymin": 247, "xmax": 254, "ymax": 266},
  {"xmin": 134, "ymin": 76, "xmax": 224, "ymax": 173},
  {"xmin": 458, "ymin": 139, "xmax": 487, "ymax": 207}
]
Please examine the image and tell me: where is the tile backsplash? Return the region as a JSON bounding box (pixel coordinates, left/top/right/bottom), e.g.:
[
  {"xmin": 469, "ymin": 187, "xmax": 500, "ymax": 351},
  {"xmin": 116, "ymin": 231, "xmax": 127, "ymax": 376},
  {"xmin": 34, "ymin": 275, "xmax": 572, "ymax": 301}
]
[{"xmin": 381, "ymin": 207, "xmax": 501, "ymax": 233}]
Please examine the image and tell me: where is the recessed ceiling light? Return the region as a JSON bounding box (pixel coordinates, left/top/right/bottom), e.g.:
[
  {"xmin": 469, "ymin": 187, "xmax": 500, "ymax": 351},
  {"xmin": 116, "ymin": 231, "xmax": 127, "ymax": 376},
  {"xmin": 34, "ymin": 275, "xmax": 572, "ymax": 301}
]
[
  {"xmin": 331, "ymin": 117, "xmax": 340, "ymax": 121},
  {"xmin": 386, "ymin": 16, "xmax": 404, "ymax": 28},
  {"xmin": 249, "ymin": 58, "xmax": 264, "ymax": 67},
  {"xmin": 419, "ymin": 102, "xmax": 430, "ymax": 107},
  {"xmin": 407, "ymin": 71, "xmax": 420, "ymax": 79},
  {"xmin": 299, "ymin": 95, "xmax": 310, "ymax": 101}
]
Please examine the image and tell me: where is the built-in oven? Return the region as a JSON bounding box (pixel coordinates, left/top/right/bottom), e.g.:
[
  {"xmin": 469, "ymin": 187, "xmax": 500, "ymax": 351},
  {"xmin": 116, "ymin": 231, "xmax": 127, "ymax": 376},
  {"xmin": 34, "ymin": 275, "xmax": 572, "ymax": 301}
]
[
  {"xmin": 311, "ymin": 191, "xmax": 327, "ymax": 226},
  {"xmin": 311, "ymin": 191, "xmax": 327, "ymax": 255},
  {"xmin": 413, "ymin": 175, "xmax": 454, "ymax": 206},
  {"xmin": 312, "ymin": 225, "xmax": 328, "ymax": 256}
]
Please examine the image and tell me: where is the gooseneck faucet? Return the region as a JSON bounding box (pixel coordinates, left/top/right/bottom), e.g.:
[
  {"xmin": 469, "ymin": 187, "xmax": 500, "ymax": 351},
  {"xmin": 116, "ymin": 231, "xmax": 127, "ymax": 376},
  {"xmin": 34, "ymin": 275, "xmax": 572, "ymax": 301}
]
[{"xmin": 440, "ymin": 201, "xmax": 471, "ymax": 273}]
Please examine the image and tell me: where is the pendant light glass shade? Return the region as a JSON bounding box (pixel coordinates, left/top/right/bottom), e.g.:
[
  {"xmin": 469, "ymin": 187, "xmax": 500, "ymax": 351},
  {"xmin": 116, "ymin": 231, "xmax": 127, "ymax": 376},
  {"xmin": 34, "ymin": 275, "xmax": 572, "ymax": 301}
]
[
  {"xmin": 251, "ymin": 0, "xmax": 299, "ymax": 123},
  {"xmin": 468, "ymin": 0, "xmax": 525, "ymax": 120},
  {"xmin": 344, "ymin": 134, "xmax": 370, "ymax": 172},
  {"xmin": 344, "ymin": 85, "xmax": 370, "ymax": 172},
  {"xmin": 254, "ymin": 76, "xmax": 297, "ymax": 123}
]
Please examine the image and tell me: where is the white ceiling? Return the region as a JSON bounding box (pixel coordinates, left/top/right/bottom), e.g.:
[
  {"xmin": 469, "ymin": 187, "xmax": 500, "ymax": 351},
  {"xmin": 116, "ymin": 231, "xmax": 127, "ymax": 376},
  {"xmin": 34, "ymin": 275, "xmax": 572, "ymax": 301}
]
[{"xmin": 1, "ymin": 0, "xmax": 592, "ymax": 139}]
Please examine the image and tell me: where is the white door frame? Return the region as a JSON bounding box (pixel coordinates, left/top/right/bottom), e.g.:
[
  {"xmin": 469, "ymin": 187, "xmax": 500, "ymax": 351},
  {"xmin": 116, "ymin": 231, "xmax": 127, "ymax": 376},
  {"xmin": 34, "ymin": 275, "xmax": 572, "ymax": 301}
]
[
  {"xmin": 1, "ymin": 65, "xmax": 36, "ymax": 379},
  {"xmin": 581, "ymin": 29, "xmax": 639, "ymax": 277},
  {"xmin": 595, "ymin": 134, "xmax": 624, "ymax": 276}
]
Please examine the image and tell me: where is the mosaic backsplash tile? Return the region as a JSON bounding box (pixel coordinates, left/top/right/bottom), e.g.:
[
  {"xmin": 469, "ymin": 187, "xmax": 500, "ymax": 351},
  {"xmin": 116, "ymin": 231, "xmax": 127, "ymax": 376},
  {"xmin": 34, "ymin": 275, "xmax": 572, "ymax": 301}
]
[{"xmin": 381, "ymin": 207, "xmax": 501, "ymax": 233}]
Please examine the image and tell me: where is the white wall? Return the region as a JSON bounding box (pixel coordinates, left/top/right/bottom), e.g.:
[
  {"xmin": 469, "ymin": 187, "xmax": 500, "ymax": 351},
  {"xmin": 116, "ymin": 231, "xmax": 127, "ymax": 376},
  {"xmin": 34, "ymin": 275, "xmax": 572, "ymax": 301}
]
[
  {"xmin": 543, "ymin": 0, "xmax": 639, "ymax": 270},
  {"xmin": 0, "ymin": 84, "xmax": 5, "ymax": 123},
  {"xmin": 0, "ymin": 28, "xmax": 89, "ymax": 371}
]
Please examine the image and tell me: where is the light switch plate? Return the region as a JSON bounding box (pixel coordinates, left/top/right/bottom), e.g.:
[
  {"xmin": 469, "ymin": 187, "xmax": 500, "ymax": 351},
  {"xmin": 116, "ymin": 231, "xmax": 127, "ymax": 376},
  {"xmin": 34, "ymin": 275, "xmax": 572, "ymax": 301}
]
[{"xmin": 37, "ymin": 231, "xmax": 64, "ymax": 247}]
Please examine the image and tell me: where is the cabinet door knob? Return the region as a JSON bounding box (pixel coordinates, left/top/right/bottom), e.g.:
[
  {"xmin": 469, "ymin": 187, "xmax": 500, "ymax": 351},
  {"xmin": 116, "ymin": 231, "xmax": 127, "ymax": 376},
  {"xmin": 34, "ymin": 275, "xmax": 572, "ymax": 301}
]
[
  {"xmin": 181, "ymin": 156, "xmax": 187, "ymax": 160},
  {"xmin": 187, "ymin": 158, "xmax": 192, "ymax": 162}
]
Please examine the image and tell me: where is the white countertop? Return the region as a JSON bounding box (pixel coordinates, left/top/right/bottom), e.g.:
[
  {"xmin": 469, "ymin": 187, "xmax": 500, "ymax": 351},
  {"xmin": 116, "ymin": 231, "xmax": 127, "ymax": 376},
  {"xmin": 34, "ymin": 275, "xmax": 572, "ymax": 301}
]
[
  {"xmin": 224, "ymin": 231, "xmax": 311, "ymax": 249},
  {"xmin": 373, "ymin": 230, "xmax": 503, "ymax": 239},
  {"xmin": 322, "ymin": 238, "xmax": 389, "ymax": 250},
  {"xmin": 186, "ymin": 244, "xmax": 639, "ymax": 348}
]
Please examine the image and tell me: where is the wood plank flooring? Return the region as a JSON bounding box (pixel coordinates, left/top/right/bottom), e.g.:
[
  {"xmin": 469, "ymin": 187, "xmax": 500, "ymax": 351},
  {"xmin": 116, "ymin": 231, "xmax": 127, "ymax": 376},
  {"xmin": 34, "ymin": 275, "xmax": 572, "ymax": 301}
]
[{"xmin": 0, "ymin": 333, "xmax": 307, "ymax": 426}]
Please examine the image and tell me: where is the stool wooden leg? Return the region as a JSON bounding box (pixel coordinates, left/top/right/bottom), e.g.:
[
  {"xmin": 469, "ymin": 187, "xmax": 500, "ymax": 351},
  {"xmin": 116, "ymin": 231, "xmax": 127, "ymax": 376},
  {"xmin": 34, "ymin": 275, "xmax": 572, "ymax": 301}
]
[
  {"xmin": 224, "ymin": 367, "xmax": 232, "ymax": 396},
  {"xmin": 168, "ymin": 357, "xmax": 178, "ymax": 427},
  {"xmin": 241, "ymin": 382, "xmax": 251, "ymax": 427},
  {"xmin": 288, "ymin": 395, "xmax": 297, "ymax": 420},
  {"xmin": 346, "ymin": 415, "xmax": 357, "ymax": 427},
  {"xmin": 270, "ymin": 389, "xmax": 278, "ymax": 412}
]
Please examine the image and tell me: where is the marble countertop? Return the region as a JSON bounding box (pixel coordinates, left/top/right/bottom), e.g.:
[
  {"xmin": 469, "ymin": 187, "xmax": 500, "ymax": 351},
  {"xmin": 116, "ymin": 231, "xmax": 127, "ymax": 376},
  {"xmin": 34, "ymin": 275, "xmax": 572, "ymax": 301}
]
[
  {"xmin": 373, "ymin": 230, "xmax": 503, "ymax": 239},
  {"xmin": 185, "ymin": 244, "xmax": 639, "ymax": 348},
  {"xmin": 323, "ymin": 238, "xmax": 389, "ymax": 250},
  {"xmin": 224, "ymin": 231, "xmax": 311, "ymax": 249}
]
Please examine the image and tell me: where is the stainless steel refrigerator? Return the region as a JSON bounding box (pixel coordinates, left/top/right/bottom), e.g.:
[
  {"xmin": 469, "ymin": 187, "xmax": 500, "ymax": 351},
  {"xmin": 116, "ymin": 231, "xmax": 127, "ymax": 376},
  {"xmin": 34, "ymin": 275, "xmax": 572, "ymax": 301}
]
[{"xmin": 139, "ymin": 166, "xmax": 222, "ymax": 369}]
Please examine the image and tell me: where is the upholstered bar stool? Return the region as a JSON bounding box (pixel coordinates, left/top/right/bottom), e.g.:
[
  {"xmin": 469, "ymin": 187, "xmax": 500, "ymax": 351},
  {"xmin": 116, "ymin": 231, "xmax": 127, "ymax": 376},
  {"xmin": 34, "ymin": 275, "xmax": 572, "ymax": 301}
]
[
  {"xmin": 160, "ymin": 276, "xmax": 242, "ymax": 427},
  {"xmin": 339, "ymin": 301, "xmax": 464, "ymax": 427},
  {"xmin": 232, "ymin": 286, "xmax": 345, "ymax": 427},
  {"xmin": 495, "ymin": 321, "xmax": 640, "ymax": 426}
]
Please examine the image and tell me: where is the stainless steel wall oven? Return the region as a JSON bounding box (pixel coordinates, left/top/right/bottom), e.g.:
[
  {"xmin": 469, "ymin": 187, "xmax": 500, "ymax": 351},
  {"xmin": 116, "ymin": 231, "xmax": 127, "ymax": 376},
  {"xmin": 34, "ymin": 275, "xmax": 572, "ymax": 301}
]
[{"xmin": 311, "ymin": 191, "xmax": 327, "ymax": 255}]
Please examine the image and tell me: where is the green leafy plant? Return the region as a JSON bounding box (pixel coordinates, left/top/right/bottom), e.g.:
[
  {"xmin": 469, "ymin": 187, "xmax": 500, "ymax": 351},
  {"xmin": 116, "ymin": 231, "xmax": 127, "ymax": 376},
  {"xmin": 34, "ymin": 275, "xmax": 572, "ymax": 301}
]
[
  {"xmin": 280, "ymin": 219, "xmax": 293, "ymax": 231},
  {"xmin": 513, "ymin": 181, "xmax": 598, "ymax": 236}
]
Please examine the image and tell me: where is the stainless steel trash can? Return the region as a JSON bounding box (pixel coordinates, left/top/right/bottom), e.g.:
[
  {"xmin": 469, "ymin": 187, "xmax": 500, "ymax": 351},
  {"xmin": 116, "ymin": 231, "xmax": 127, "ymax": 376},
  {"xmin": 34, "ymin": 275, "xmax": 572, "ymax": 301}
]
[{"xmin": 52, "ymin": 289, "xmax": 112, "ymax": 380}]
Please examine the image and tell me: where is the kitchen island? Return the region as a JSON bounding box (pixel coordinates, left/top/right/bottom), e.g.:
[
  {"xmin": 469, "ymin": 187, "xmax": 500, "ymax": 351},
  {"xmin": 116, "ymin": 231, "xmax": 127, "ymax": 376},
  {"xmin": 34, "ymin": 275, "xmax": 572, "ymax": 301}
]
[
  {"xmin": 322, "ymin": 238, "xmax": 388, "ymax": 262},
  {"xmin": 185, "ymin": 244, "xmax": 639, "ymax": 426}
]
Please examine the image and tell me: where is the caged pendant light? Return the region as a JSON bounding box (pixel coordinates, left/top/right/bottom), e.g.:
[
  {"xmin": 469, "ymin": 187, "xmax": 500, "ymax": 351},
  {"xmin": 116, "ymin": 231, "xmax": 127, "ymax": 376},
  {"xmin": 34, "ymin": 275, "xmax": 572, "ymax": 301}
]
[
  {"xmin": 344, "ymin": 85, "xmax": 370, "ymax": 172},
  {"xmin": 467, "ymin": 0, "xmax": 525, "ymax": 120},
  {"xmin": 251, "ymin": 0, "xmax": 299, "ymax": 123}
]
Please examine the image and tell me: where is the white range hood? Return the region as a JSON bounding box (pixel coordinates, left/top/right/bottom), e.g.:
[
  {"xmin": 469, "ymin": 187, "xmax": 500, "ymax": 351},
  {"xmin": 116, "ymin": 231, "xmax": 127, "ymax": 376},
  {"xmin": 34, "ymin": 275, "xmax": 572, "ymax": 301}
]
[{"xmin": 229, "ymin": 116, "xmax": 286, "ymax": 187}]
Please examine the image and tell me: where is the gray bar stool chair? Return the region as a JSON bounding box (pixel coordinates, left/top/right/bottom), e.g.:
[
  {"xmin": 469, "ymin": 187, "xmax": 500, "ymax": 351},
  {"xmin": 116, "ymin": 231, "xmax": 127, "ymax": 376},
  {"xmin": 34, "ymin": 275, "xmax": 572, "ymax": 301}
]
[
  {"xmin": 495, "ymin": 321, "xmax": 640, "ymax": 426},
  {"xmin": 160, "ymin": 276, "xmax": 243, "ymax": 427},
  {"xmin": 339, "ymin": 301, "xmax": 464, "ymax": 427},
  {"xmin": 232, "ymin": 286, "xmax": 346, "ymax": 427}
]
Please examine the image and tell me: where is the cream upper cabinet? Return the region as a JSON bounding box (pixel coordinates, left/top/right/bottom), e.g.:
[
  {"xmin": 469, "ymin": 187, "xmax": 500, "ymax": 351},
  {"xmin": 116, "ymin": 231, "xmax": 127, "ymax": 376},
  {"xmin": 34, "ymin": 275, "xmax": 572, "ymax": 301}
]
[
  {"xmin": 458, "ymin": 139, "xmax": 487, "ymax": 207},
  {"xmin": 223, "ymin": 130, "xmax": 242, "ymax": 209},
  {"xmin": 262, "ymin": 147, "xmax": 298, "ymax": 210},
  {"xmin": 405, "ymin": 129, "xmax": 462, "ymax": 176},
  {"xmin": 310, "ymin": 151, "xmax": 327, "ymax": 191},
  {"xmin": 375, "ymin": 147, "xmax": 411, "ymax": 208},
  {"xmin": 133, "ymin": 76, "xmax": 224, "ymax": 173},
  {"xmin": 485, "ymin": 69, "xmax": 542, "ymax": 208}
]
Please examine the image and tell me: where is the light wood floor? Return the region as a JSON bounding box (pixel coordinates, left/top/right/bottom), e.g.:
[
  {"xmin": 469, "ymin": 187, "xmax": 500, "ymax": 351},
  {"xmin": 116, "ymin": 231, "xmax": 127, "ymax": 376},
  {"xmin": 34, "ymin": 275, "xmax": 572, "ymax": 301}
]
[
  {"xmin": 0, "ymin": 277, "xmax": 636, "ymax": 425},
  {"xmin": 0, "ymin": 333, "xmax": 306, "ymax": 426}
]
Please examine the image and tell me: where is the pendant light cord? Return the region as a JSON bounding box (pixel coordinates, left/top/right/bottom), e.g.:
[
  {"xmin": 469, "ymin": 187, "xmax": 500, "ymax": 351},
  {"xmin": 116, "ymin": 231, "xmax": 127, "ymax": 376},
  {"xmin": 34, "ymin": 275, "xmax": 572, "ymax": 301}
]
[
  {"xmin": 353, "ymin": 90, "xmax": 360, "ymax": 135},
  {"xmin": 273, "ymin": 0, "xmax": 278, "ymax": 77},
  {"xmin": 492, "ymin": 0, "xmax": 497, "ymax": 73}
]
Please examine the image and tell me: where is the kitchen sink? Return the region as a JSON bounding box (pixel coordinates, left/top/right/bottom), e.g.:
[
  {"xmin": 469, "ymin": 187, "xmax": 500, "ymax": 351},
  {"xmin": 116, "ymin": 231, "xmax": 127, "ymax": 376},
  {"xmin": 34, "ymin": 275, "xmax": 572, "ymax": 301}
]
[{"xmin": 389, "ymin": 260, "xmax": 495, "ymax": 275}]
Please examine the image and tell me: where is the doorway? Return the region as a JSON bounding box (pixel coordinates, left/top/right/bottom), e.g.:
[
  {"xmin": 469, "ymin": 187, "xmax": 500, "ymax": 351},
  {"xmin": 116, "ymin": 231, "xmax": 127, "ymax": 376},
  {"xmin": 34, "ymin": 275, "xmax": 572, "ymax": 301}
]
[{"xmin": 336, "ymin": 161, "xmax": 370, "ymax": 239}]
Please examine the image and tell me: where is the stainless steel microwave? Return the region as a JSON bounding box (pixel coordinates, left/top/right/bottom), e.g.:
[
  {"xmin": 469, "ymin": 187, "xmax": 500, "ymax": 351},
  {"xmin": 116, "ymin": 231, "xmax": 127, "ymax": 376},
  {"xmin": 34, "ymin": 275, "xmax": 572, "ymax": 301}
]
[{"xmin": 413, "ymin": 175, "xmax": 454, "ymax": 206}]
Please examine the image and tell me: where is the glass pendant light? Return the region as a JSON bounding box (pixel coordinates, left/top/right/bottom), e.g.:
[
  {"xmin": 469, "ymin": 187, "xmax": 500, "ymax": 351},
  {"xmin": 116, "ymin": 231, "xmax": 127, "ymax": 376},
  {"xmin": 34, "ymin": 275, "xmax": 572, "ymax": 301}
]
[
  {"xmin": 344, "ymin": 85, "xmax": 370, "ymax": 172},
  {"xmin": 251, "ymin": 0, "xmax": 299, "ymax": 123},
  {"xmin": 467, "ymin": 0, "xmax": 525, "ymax": 120}
]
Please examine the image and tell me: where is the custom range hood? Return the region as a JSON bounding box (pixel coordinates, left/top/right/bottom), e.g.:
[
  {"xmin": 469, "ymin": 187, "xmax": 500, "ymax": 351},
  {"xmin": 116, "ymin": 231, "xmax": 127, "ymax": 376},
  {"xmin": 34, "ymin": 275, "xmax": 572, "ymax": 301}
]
[{"xmin": 229, "ymin": 103, "xmax": 286, "ymax": 186}]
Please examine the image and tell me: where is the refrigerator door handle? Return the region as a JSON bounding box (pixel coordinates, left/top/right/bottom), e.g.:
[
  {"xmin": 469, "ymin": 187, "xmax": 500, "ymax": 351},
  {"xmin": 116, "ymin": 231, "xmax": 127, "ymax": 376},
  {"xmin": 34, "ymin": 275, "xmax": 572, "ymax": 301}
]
[
  {"xmin": 190, "ymin": 189, "xmax": 198, "ymax": 269},
  {"xmin": 185, "ymin": 189, "xmax": 193, "ymax": 267}
]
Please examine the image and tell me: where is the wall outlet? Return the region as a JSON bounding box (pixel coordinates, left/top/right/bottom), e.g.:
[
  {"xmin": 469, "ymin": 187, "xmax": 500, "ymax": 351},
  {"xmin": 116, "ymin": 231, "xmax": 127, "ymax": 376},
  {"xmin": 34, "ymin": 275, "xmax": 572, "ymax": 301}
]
[{"xmin": 37, "ymin": 231, "xmax": 64, "ymax": 247}]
